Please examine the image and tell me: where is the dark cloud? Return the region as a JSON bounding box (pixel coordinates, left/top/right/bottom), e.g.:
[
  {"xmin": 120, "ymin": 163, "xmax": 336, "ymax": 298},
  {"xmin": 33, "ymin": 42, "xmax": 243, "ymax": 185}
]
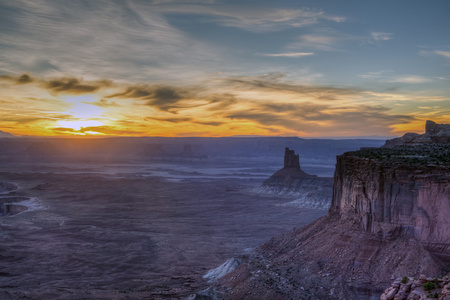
[
  {"xmin": 148, "ymin": 86, "xmax": 183, "ymax": 108},
  {"xmin": 17, "ymin": 74, "xmax": 33, "ymax": 84},
  {"xmin": 53, "ymin": 127, "xmax": 76, "ymax": 133},
  {"xmin": 145, "ymin": 116, "xmax": 192, "ymax": 123},
  {"xmin": 194, "ymin": 121, "xmax": 224, "ymax": 126},
  {"xmin": 1, "ymin": 73, "xmax": 113, "ymax": 94},
  {"xmin": 46, "ymin": 77, "xmax": 99, "ymax": 94},
  {"xmin": 108, "ymin": 84, "xmax": 191, "ymax": 112},
  {"xmin": 0, "ymin": 73, "xmax": 34, "ymax": 84},
  {"xmin": 79, "ymin": 126, "xmax": 144, "ymax": 136}
]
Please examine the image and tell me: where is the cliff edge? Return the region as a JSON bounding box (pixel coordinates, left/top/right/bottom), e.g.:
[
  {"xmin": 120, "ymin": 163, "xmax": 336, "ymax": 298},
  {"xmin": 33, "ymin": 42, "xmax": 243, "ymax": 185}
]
[
  {"xmin": 384, "ymin": 120, "xmax": 450, "ymax": 147},
  {"xmin": 331, "ymin": 146, "xmax": 450, "ymax": 260},
  {"xmin": 200, "ymin": 121, "xmax": 450, "ymax": 299}
]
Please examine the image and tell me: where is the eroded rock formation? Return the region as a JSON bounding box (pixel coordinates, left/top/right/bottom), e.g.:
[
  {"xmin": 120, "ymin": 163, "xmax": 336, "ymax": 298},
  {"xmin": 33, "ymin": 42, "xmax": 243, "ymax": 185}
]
[
  {"xmin": 260, "ymin": 148, "xmax": 332, "ymax": 209},
  {"xmin": 384, "ymin": 120, "xmax": 450, "ymax": 147},
  {"xmin": 201, "ymin": 122, "xmax": 450, "ymax": 299},
  {"xmin": 263, "ymin": 147, "xmax": 317, "ymax": 187},
  {"xmin": 330, "ymin": 148, "xmax": 450, "ymax": 260},
  {"xmin": 380, "ymin": 275, "xmax": 450, "ymax": 300}
]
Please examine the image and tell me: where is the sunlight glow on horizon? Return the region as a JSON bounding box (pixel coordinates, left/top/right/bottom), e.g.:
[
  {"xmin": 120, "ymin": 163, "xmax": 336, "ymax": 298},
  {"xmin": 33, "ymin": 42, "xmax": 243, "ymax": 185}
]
[{"xmin": 0, "ymin": 1, "xmax": 448, "ymax": 138}]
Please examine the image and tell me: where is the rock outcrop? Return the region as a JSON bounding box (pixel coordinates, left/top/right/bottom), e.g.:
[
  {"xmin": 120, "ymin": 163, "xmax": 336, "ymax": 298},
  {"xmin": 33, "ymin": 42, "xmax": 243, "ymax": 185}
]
[
  {"xmin": 260, "ymin": 148, "xmax": 332, "ymax": 209},
  {"xmin": 330, "ymin": 147, "xmax": 450, "ymax": 260},
  {"xmin": 263, "ymin": 147, "xmax": 317, "ymax": 187},
  {"xmin": 380, "ymin": 275, "xmax": 450, "ymax": 300},
  {"xmin": 202, "ymin": 123, "xmax": 450, "ymax": 299},
  {"xmin": 384, "ymin": 120, "xmax": 450, "ymax": 147}
]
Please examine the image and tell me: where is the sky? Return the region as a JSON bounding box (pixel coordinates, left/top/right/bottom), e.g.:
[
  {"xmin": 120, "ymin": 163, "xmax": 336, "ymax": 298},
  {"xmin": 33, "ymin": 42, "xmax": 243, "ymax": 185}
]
[{"xmin": 0, "ymin": 0, "xmax": 449, "ymax": 138}]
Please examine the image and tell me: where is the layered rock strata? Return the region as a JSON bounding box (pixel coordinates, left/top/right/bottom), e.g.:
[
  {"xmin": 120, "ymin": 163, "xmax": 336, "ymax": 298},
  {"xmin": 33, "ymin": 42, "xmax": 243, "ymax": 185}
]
[
  {"xmin": 331, "ymin": 147, "xmax": 450, "ymax": 259},
  {"xmin": 203, "ymin": 143, "xmax": 450, "ymax": 299}
]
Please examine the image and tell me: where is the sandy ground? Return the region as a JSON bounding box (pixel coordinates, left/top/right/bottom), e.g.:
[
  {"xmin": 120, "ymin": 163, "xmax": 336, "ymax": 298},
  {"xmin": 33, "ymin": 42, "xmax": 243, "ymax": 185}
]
[{"xmin": 0, "ymin": 162, "xmax": 327, "ymax": 299}]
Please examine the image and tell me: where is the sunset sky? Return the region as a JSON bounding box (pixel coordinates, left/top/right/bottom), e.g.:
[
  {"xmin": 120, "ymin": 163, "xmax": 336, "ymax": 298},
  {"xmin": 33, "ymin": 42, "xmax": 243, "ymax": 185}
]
[{"xmin": 0, "ymin": 0, "xmax": 449, "ymax": 137}]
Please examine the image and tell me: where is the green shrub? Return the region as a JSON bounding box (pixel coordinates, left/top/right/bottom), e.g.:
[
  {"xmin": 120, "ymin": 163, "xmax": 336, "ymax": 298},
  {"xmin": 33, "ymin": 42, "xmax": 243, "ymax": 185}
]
[
  {"xmin": 401, "ymin": 276, "xmax": 409, "ymax": 284},
  {"xmin": 423, "ymin": 281, "xmax": 436, "ymax": 291},
  {"xmin": 434, "ymin": 292, "xmax": 439, "ymax": 298}
]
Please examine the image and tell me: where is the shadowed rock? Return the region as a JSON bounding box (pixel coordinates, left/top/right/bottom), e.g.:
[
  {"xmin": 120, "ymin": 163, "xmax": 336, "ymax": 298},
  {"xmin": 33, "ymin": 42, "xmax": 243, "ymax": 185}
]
[
  {"xmin": 384, "ymin": 120, "xmax": 450, "ymax": 147},
  {"xmin": 208, "ymin": 122, "xmax": 450, "ymax": 299},
  {"xmin": 263, "ymin": 147, "xmax": 317, "ymax": 187}
]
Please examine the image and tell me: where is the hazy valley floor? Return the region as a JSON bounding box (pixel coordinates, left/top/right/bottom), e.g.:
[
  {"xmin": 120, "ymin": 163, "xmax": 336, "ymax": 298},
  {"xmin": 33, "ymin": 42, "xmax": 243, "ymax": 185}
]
[{"xmin": 0, "ymin": 161, "xmax": 328, "ymax": 299}]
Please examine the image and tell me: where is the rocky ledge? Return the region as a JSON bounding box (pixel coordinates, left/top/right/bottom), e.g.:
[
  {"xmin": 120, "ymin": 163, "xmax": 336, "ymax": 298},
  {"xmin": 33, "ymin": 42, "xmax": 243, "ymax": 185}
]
[
  {"xmin": 384, "ymin": 120, "xmax": 450, "ymax": 147},
  {"xmin": 381, "ymin": 275, "xmax": 450, "ymax": 300},
  {"xmin": 200, "ymin": 135, "xmax": 450, "ymax": 299},
  {"xmin": 331, "ymin": 145, "xmax": 450, "ymax": 260}
]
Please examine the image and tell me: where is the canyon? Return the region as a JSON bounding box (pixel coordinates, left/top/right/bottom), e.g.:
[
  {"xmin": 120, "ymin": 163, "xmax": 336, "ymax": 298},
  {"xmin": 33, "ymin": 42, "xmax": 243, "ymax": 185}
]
[{"xmin": 201, "ymin": 122, "xmax": 450, "ymax": 299}]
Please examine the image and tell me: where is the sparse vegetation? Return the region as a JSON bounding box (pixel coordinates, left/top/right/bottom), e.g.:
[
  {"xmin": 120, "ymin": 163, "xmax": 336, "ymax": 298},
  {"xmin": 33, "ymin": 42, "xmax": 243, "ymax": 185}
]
[
  {"xmin": 423, "ymin": 281, "xmax": 436, "ymax": 291},
  {"xmin": 350, "ymin": 144, "xmax": 450, "ymax": 166},
  {"xmin": 401, "ymin": 276, "xmax": 409, "ymax": 284}
]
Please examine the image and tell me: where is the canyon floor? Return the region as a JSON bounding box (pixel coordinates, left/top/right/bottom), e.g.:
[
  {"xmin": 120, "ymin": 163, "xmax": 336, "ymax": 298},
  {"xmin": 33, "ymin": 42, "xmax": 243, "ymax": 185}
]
[{"xmin": 0, "ymin": 160, "xmax": 329, "ymax": 299}]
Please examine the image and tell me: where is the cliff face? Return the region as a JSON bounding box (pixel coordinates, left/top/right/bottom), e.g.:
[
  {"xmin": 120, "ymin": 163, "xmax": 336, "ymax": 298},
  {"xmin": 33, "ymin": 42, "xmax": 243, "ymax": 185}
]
[
  {"xmin": 200, "ymin": 125, "xmax": 450, "ymax": 299},
  {"xmin": 330, "ymin": 152, "xmax": 450, "ymax": 259}
]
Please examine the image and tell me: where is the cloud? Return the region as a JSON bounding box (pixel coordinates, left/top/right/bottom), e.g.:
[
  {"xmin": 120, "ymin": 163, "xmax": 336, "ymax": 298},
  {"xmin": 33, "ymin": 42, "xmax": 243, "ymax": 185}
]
[
  {"xmin": 225, "ymin": 103, "xmax": 414, "ymax": 136},
  {"xmin": 389, "ymin": 75, "xmax": 431, "ymax": 84},
  {"xmin": 435, "ymin": 51, "xmax": 450, "ymax": 59},
  {"xmin": 358, "ymin": 72, "xmax": 432, "ymax": 84},
  {"xmin": 194, "ymin": 120, "xmax": 224, "ymax": 126},
  {"xmin": 1, "ymin": 73, "xmax": 113, "ymax": 94},
  {"xmin": 206, "ymin": 93, "xmax": 237, "ymax": 111},
  {"xmin": 52, "ymin": 127, "xmax": 76, "ymax": 133},
  {"xmin": 0, "ymin": 0, "xmax": 220, "ymax": 82},
  {"xmin": 45, "ymin": 77, "xmax": 100, "ymax": 94},
  {"xmin": 224, "ymin": 74, "xmax": 359, "ymax": 99},
  {"xmin": 146, "ymin": 116, "xmax": 224, "ymax": 126},
  {"xmin": 17, "ymin": 74, "xmax": 33, "ymax": 84},
  {"xmin": 358, "ymin": 70, "xmax": 394, "ymax": 79},
  {"xmin": 0, "ymin": 73, "xmax": 33, "ymax": 84},
  {"xmin": 370, "ymin": 32, "xmax": 394, "ymax": 42},
  {"xmin": 261, "ymin": 52, "xmax": 314, "ymax": 58},
  {"xmin": 145, "ymin": 116, "xmax": 192, "ymax": 123},
  {"xmin": 90, "ymin": 99, "xmax": 119, "ymax": 107},
  {"xmin": 78, "ymin": 126, "xmax": 144, "ymax": 136},
  {"xmin": 289, "ymin": 34, "xmax": 339, "ymax": 51},
  {"xmin": 108, "ymin": 84, "xmax": 194, "ymax": 112},
  {"xmin": 153, "ymin": 5, "xmax": 345, "ymax": 32}
]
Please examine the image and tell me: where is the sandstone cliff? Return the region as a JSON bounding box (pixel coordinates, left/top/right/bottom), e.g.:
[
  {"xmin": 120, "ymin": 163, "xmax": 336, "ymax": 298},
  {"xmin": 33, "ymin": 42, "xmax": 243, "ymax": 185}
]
[
  {"xmin": 331, "ymin": 147, "xmax": 450, "ymax": 260},
  {"xmin": 200, "ymin": 140, "xmax": 450, "ymax": 299}
]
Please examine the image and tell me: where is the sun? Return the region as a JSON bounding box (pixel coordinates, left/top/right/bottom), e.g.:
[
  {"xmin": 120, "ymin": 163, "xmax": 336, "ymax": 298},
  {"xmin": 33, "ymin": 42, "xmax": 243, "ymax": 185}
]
[
  {"xmin": 57, "ymin": 120, "xmax": 104, "ymax": 131},
  {"xmin": 55, "ymin": 95, "xmax": 106, "ymax": 134}
]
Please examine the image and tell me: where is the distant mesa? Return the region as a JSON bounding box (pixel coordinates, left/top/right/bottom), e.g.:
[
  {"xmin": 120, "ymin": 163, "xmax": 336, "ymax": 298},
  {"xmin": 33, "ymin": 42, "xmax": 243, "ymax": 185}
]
[
  {"xmin": 0, "ymin": 130, "xmax": 16, "ymax": 138},
  {"xmin": 384, "ymin": 120, "xmax": 450, "ymax": 147},
  {"xmin": 263, "ymin": 147, "xmax": 317, "ymax": 187}
]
